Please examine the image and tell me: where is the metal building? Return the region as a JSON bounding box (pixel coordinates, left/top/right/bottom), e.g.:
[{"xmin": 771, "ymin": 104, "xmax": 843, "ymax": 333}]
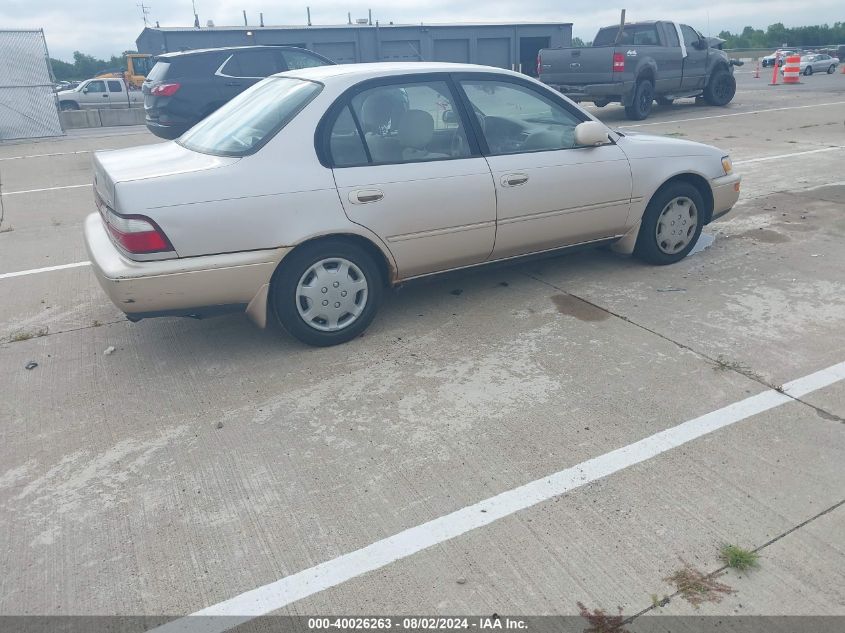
[
  {"xmin": 0, "ymin": 29, "xmax": 63, "ymax": 140},
  {"xmin": 136, "ymin": 22, "xmax": 572, "ymax": 77}
]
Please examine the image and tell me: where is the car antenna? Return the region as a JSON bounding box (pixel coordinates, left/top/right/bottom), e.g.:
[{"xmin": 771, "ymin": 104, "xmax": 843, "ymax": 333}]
[{"xmin": 614, "ymin": 9, "xmax": 626, "ymax": 45}]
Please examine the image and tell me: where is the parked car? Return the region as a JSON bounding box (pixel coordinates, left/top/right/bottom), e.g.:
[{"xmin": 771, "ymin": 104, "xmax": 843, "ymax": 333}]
[
  {"xmin": 85, "ymin": 62, "xmax": 740, "ymax": 346},
  {"xmin": 56, "ymin": 78, "xmax": 142, "ymax": 110},
  {"xmin": 538, "ymin": 20, "xmax": 739, "ymax": 120},
  {"xmin": 761, "ymin": 49, "xmax": 797, "ymax": 67},
  {"xmin": 142, "ymin": 45, "xmax": 334, "ymax": 139},
  {"xmin": 781, "ymin": 53, "xmax": 840, "ymax": 75}
]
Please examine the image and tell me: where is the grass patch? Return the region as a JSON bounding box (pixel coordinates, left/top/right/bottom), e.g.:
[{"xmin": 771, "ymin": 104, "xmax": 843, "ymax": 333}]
[
  {"xmin": 577, "ymin": 602, "xmax": 630, "ymax": 633},
  {"xmin": 9, "ymin": 327, "xmax": 49, "ymax": 342},
  {"xmin": 720, "ymin": 544, "xmax": 760, "ymax": 571},
  {"xmin": 664, "ymin": 562, "xmax": 736, "ymax": 608}
]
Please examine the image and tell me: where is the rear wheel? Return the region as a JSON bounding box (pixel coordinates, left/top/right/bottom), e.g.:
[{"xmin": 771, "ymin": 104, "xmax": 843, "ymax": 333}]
[
  {"xmin": 703, "ymin": 69, "xmax": 736, "ymax": 106},
  {"xmin": 634, "ymin": 182, "xmax": 705, "ymax": 265},
  {"xmin": 624, "ymin": 79, "xmax": 654, "ymax": 120},
  {"xmin": 592, "ymin": 98, "xmax": 610, "ymax": 108},
  {"xmin": 271, "ymin": 238, "xmax": 383, "ymax": 346}
]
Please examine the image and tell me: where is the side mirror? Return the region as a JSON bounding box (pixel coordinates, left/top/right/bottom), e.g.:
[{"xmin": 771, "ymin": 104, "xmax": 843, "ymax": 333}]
[
  {"xmin": 82, "ymin": 87, "xmax": 89, "ymax": 93},
  {"xmin": 574, "ymin": 121, "xmax": 610, "ymax": 147},
  {"xmin": 442, "ymin": 110, "xmax": 458, "ymax": 124}
]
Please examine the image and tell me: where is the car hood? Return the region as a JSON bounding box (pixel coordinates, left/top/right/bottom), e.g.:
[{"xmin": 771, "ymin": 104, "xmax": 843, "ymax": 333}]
[
  {"xmin": 93, "ymin": 142, "xmax": 238, "ymax": 208},
  {"xmin": 615, "ymin": 131, "xmax": 723, "ymax": 159}
]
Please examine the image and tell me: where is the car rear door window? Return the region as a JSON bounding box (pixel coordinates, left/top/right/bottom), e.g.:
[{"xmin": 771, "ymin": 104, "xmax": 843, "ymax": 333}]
[
  {"xmin": 663, "ymin": 24, "xmax": 680, "ymax": 48},
  {"xmin": 339, "ymin": 80, "xmax": 470, "ymax": 165},
  {"xmin": 459, "ymin": 79, "xmax": 583, "ymax": 154},
  {"xmin": 221, "ymin": 50, "xmax": 281, "ymax": 78},
  {"xmin": 282, "ymin": 49, "xmax": 328, "ymax": 70},
  {"xmin": 107, "ymin": 80, "xmax": 123, "ymax": 93}
]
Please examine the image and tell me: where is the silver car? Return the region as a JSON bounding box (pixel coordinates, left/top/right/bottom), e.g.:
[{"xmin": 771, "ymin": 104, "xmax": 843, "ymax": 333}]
[
  {"xmin": 84, "ymin": 62, "xmax": 740, "ymax": 346},
  {"xmin": 786, "ymin": 54, "xmax": 840, "ymax": 75}
]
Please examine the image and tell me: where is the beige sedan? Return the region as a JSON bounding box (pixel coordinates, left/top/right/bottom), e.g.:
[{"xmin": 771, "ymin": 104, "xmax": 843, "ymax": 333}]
[{"xmin": 85, "ymin": 62, "xmax": 740, "ymax": 346}]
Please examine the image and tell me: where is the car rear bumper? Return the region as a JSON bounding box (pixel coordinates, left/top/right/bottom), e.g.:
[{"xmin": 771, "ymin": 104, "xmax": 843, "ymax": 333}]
[
  {"xmin": 83, "ymin": 213, "xmax": 289, "ymax": 327},
  {"xmin": 710, "ymin": 173, "xmax": 741, "ymax": 221},
  {"xmin": 549, "ymin": 81, "xmax": 633, "ymax": 101}
]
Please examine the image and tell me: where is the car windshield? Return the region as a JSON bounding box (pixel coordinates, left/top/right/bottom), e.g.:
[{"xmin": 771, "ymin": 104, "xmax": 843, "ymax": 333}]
[{"xmin": 177, "ymin": 77, "xmax": 322, "ymax": 157}]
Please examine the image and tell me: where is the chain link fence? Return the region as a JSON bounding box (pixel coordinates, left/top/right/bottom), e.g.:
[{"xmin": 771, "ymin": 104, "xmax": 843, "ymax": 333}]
[{"xmin": 0, "ymin": 29, "xmax": 63, "ymax": 140}]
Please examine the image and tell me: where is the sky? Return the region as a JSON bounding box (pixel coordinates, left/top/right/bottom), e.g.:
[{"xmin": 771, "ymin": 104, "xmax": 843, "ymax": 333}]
[{"xmin": 5, "ymin": 0, "xmax": 843, "ymax": 61}]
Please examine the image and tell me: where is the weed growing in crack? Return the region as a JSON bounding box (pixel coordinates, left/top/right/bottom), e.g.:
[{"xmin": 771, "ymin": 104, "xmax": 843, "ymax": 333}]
[
  {"xmin": 664, "ymin": 562, "xmax": 736, "ymax": 607},
  {"xmin": 577, "ymin": 602, "xmax": 630, "ymax": 633},
  {"xmin": 720, "ymin": 544, "xmax": 760, "ymax": 571}
]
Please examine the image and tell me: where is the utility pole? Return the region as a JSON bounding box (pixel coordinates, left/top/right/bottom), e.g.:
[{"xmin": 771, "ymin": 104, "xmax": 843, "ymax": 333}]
[{"xmin": 192, "ymin": 0, "xmax": 199, "ymax": 28}]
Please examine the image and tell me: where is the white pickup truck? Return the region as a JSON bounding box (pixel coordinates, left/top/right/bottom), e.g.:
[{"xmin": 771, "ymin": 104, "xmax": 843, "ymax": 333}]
[{"xmin": 57, "ymin": 78, "xmax": 143, "ymax": 111}]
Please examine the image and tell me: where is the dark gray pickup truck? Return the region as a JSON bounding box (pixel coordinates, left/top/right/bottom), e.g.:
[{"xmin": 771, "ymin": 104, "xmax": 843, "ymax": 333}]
[{"xmin": 538, "ymin": 20, "xmax": 739, "ymax": 120}]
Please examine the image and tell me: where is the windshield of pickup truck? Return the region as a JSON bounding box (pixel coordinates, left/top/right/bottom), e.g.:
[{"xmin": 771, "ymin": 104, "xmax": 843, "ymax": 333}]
[{"xmin": 593, "ymin": 24, "xmax": 661, "ymax": 47}]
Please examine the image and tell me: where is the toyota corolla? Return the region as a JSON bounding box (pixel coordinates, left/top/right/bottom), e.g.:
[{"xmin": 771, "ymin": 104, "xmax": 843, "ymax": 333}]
[{"xmin": 85, "ymin": 62, "xmax": 740, "ymax": 346}]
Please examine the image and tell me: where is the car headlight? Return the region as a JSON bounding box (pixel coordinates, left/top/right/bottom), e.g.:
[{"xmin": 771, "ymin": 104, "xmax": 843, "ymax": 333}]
[{"xmin": 721, "ymin": 156, "xmax": 733, "ymax": 175}]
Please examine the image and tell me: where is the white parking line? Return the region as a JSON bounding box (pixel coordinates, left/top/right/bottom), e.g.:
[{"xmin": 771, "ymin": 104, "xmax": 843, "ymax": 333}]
[
  {"xmin": 152, "ymin": 361, "xmax": 845, "ymax": 633},
  {"xmin": 0, "ymin": 261, "xmax": 91, "ymax": 280},
  {"xmin": 0, "ymin": 150, "xmax": 91, "ymax": 161},
  {"xmin": 0, "ymin": 183, "xmax": 90, "ymax": 196},
  {"xmin": 734, "ymin": 146, "xmax": 845, "ymax": 165},
  {"xmin": 619, "ymin": 100, "xmax": 845, "ymax": 128}
]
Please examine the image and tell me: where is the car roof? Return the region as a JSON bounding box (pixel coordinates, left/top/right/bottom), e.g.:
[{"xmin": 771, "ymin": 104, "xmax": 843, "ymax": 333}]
[{"xmin": 279, "ymin": 61, "xmax": 521, "ymax": 82}]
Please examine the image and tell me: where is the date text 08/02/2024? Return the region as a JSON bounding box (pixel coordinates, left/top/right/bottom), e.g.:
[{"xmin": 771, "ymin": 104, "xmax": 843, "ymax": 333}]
[{"xmin": 307, "ymin": 617, "xmax": 528, "ymax": 630}]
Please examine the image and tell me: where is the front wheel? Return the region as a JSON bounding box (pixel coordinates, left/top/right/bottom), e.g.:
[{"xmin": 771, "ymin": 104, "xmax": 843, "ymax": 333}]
[
  {"xmin": 804, "ymin": 65, "xmax": 813, "ymax": 76},
  {"xmin": 624, "ymin": 79, "xmax": 654, "ymax": 120},
  {"xmin": 634, "ymin": 183, "xmax": 706, "ymax": 265},
  {"xmin": 271, "ymin": 239, "xmax": 383, "ymax": 346},
  {"xmin": 828, "ymin": 65, "xmax": 836, "ymax": 74},
  {"xmin": 703, "ymin": 69, "xmax": 736, "ymax": 106}
]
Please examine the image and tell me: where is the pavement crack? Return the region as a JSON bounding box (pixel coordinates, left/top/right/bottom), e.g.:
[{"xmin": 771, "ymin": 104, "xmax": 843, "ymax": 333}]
[
  {"xmin": 622, "ymin": 498, "xmax": 845, "ymax": 624},
  {"xmin": 522, "ymin": 271, "xmax": 844, "ymax": 423}
]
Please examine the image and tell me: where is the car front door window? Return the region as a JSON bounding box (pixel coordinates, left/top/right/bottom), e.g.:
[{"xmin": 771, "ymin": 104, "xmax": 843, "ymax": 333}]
[
  {"xmin": 86, "ymin": 81, "xmax": 106, "ymax": 93},
  {"xmin": 459, "ymin": 79, "xmax": 582, "ymax": 155}
]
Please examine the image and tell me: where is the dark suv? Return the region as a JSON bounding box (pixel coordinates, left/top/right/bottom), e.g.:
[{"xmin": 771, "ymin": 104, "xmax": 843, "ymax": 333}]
[{"xmin": 142, "ymin": 46, "xmax": 334, "ymax": 139}]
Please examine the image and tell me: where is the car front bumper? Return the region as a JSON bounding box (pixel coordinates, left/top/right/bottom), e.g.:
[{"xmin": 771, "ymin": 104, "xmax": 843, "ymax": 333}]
[
  {"xmin": 711, "ymin": 173, "xmax": 741, "ymax": 221},
  {"xmin": 83, "ymin": 213, "xmax": 289, "ymax": 327}
]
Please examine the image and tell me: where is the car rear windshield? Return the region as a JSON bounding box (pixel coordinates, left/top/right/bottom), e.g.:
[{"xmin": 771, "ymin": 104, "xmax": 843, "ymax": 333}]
[
  {"xmin": 177, "ymin": 77, "xmax": 322, "ymax": 157},
  {"xmin": 146, "ymin": 61, "xmax": 170, "ymax": 82},
  {"xmin": 593, "ymin": 24, "xmax": 661, "ymax": 47}
]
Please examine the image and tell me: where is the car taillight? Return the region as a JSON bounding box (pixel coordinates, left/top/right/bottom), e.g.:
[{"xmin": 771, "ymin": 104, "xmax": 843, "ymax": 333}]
[
  {"xmin": 613, "ymin": 53, "xmax": 625, "ymax": 72},
  {"xmin": 97, "ymin": 194, "xmax": 173, "ymax": 254},
  {"xmin": 150, "ymin": 82, "xmax": 181, "ymax": 97}
]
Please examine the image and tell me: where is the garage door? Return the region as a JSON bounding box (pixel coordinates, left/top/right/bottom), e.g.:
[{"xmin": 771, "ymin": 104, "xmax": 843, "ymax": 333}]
[
  {"xmin": 312, "ymin": 42, "xmax": 357, "ymax": 64},
  {"xmin": 379, "ymin": 40, "xmax": 422, "ymax": 61},
  {"xmin": 433, "ymin": 39, "xmax": 470, "ymax": 63}
]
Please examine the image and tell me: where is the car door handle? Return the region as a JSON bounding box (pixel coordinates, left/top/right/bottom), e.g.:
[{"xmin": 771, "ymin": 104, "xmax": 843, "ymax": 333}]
[
  {"xmin": 501, "ymin": 173, "xmax": 529, "ymax": 187},
  {"xmin": 102, "ymin": 94, "xmax": 109, "ymax": 97},
  {"xmin": 349, "ymin": 189, "xmax": 384, "ymax": 204}
]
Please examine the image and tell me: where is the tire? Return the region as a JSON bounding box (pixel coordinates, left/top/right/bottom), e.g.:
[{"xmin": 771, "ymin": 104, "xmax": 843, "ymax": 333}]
[
  {"xmin": 703, "ymin": 68, "xmax": 736, "ymax": 106},
  {"xmin": 592, "ymin": 98, "xmax": 610, "ymax": 108},
  {"xmin": 804, "ymin": 65, "xmax": 813, "ymax": 76},
  {"xmin": 828, "ymin": 65, "xmax": 836, "ymax": 74},
  {"xmin": 634, "ymin": 182, "xmax": 706, "ymax": 265},
  {"xmin": 59, "ymin": 101, "xmax": 79, "ymax": 111},
  {"xmin": 624, "ymin": 79, "xmax": 654, "ymax": 120},
  {"xmin": 271, "ymin": 238, "xmax": 383, "ymax": 346},
  {"xmin": 655, "ymin": 96, "xmax": 674, "ymax": 106}
]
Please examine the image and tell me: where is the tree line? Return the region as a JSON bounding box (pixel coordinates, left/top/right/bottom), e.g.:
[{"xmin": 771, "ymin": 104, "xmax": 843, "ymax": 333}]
[
  {"xmin": 716, "ymin": 22, "xmax": 844, "ymax": 49},
  {"xmin": 50, "ymin": 52, "xmax": 128, "ymax": 81}
]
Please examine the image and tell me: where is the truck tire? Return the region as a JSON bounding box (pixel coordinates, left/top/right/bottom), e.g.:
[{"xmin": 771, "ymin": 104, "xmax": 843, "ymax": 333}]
[
  {"xmin": 703, "ymin": 69, "xmax": 736, "ymax": 106},
  {"xmin": 592, "ymin": 98, "xmax": 610, "ymax": 108},
  {"xmin": 624, "ymin": 79, "xmax": 654, "ymax": 120},
  {"xmin": 59, "ymin": 101, "xmax": 79, "ymax": 111}
]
